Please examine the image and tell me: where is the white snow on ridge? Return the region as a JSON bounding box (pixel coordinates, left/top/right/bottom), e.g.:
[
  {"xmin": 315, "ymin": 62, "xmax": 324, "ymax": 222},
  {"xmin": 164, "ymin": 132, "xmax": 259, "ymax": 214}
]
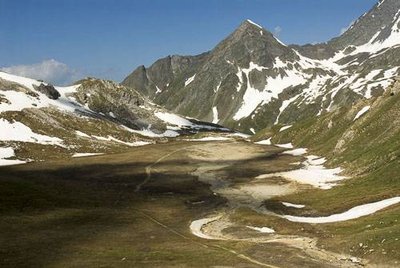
[
  {"xmin": 0, "ymin": 147, "xmax": 26, "ymax": 166},
  {"xmin": 233, "ymin": 61, "xmax": 308, "ymax": 121},
  {"xmin": 354, "ymin": 106, "xmax": 371, "ymax": 121},
  {"xmin": 274, "ymin": 36, "xmax": 287, "ymax": 47},
  {"xmin": 279, "ymin": 125, "xmax": 292, "ymax": 132},
  {"xmin": 212, "ymin": 106, "xmax": 219, "ymax": 124},
  {"xmin": 284, "ymin": 196, "xmax": 400, "ymax": 223},
  {"xmin": 246, "ymin": 19, "xmax": 262, "ymax": 29},
  {"xmin": 155, "ymin": 112, "xmax": 194, "ymax": 127},
  {"xmin": 275, "ymin": 96, "xmax": 299, "ymax": 124},
  {"xmin": 185, "ymin": 74, "xmax": 196, "ymax": 87},
  {"xmin": 0, "ymin": 71, "xmax": 41, "ymax": 91},
  {"xmin": 377, "ymin": 0, "xmax": 386, "ymax": 8},
  {"xmin": 0, "ymin": 119, "xmax": 64, "ymax": 146},
  {"xmin": 0, "ymin": 71, "xmax": 85, "ymax": 114}
]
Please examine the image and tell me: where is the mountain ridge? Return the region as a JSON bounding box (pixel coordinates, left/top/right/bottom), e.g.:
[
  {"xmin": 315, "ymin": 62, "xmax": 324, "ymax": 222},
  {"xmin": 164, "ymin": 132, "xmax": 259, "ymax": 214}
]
[{"xmin": 122, "ymin": 0, "xmax": 400, "ymax": 134}]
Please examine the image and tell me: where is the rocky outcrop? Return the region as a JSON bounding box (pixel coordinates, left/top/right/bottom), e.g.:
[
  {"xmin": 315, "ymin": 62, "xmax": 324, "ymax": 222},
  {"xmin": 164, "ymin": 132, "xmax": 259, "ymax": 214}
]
[{"xmin": 34, "ymin": 83, "xmax": 61, "ymax": 100}]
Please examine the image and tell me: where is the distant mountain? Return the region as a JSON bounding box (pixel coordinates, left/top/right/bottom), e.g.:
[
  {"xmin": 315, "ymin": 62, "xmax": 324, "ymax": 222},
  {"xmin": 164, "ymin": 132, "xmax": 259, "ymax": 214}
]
[{"xmin": 122, "ymin": 0, "xmax": 400, "ymax": 134}]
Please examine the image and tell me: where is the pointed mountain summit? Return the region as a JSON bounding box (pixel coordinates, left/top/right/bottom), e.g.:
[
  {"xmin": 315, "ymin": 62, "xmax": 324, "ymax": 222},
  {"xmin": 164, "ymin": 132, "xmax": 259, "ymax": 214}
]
[
  {"xmin": 211, "ymin": 19, "xmax": 291, "ymax": 68},
  {"xmin": 122, "ymin": 0, "xmax": 400, "ymax": 133},
  {"xmin": 330, "ymin": 0, "xmax": 400, "ymax": 50}
]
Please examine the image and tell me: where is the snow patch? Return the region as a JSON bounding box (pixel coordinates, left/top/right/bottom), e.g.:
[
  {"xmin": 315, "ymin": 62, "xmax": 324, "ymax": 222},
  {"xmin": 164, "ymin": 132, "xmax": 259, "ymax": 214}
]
[
  {"xmin": 155, "ymin": 112, "xmax": 194, "ymax": 127},
  {"xmin": 212, "ymin": 106, "xmax": 219, "ymax": 124},
  {"xmin": 0, "ymin": 147, "xmax": 26, "ymax": 166},
  {"xmin": 276, "ymin": 143, "xmax": 294, "ymax": 149},
  {"xmin": 72, "ymin": 153, "xmax": 104, "ymax": 158},
  {"xmin": 185, "ymin": 74, "xmax": 196, "ymax": 87},
  {"xmin": 0, "ymin": 119, "xmax": 64, "ymax": 146},
  {"xmin": 255, "ymin": 139, "xmax": 271, "ymax": 145},
  {"xmin": 275, "ymin": 96, "xmax": 299, "ymax": 124},
  {"xmin": 279, "ymin": 125, "xmax": 292, "ymax": 132},
  {"xmin": 282, "ymin": 148, "xmax": 307, "ymax": 156},
  {"xmin": 257, "ymin": 155, "xmax": 345, "ymax": 189},
  {"xmin": 76, "ymin": 131, "xmax": 91, "ymax": 138},
  {"xmin": 92, "ymin": 135, "xmax": 150, "ymax": 147},
  {"xmin": 122, "ymin": 125, "xmax": 180, "ymax": 138},
  {"xmin": 246, "ymin": 226, "xmax": 275, "ymax": 233},
  {"xmin": 246, "ymin": 19, "xmax": 262, "ymax": 29},
  {"xmin": 0, "ymin": 71, "xmax": 41, "ymax": 90},
  {"xmin": 354, "ymin": 106, "xmax": 370, "ymax": 121},
  {"xmin": 284, "ymin": 197, "xmax": 400, "ymax": 223},
  {"xmin": 233, "ymin": 62, "xmax": 308, "ymax": 120},
  {"xmin": 282, "ymin": 202, "xmax": 305, "ymax": 209},
  {"xmin": 230, "ymin": 132, "xmax": 251, "ymax": 139}
]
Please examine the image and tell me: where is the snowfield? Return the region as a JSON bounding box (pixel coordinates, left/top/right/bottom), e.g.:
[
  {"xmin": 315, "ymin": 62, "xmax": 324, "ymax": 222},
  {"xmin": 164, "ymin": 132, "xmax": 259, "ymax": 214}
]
[
  {"xmin": 283, "ymin": 196, "xmax": 400, "ymax": 223},
  {"xmin": 0, "ymin": 71, "xmax": 83, "ymax": 114},
  {"xmin": 155, "ymin": 112, "xmax": 194, "ymax": 127},
  {"xmin": 257, "ymin": 155, "xmax": 346, "ymax": 189},
  {"xmin": 0, "ymin": 118, "xmax": 64, "ymax": 146},
  {"xmin": 0, "ymin": 147, "xmax": 26, "ymax": 166}
]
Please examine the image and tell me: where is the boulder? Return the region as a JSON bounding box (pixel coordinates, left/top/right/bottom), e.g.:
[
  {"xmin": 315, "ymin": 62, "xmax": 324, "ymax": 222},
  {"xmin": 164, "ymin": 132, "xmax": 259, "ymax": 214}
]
[{"xmin": 35, "ymin": 83, "xmax": 61, "ymax": 100}]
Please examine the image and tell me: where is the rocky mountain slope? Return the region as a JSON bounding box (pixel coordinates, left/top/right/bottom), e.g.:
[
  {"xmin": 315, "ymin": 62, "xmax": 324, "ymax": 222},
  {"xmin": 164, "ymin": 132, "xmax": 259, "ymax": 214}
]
[
  {"xmin": 0, "ymin": 72, "xmax": 227, "ymax": 164},
  {"xmin": 123, "ymin": 0, "xmax": 400, "ymax": 134},
  {"xmin": 251, "ymin": 76, "xmax": 400, "ymax": 265}
]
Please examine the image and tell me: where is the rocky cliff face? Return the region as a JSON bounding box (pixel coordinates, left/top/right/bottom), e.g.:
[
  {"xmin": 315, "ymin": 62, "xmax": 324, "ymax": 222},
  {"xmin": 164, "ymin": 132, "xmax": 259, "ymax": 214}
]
[{"xmin": 122, "ymin": 0, "xmax": 400, "ymax": 134}]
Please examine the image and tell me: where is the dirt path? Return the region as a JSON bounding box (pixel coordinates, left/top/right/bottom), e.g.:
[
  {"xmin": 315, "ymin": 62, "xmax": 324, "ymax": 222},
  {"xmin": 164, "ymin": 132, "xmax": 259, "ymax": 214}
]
[
  {"xmin": 134, "ymin": 143, "xmax": 282, "ymax": 267},
  {"xmin": 135, "ymin": 208, "xmax": 279, "ymax": 267},
  {"xmin": 135, "ymin": 148, "xmax": 186, "ymax": 192}
]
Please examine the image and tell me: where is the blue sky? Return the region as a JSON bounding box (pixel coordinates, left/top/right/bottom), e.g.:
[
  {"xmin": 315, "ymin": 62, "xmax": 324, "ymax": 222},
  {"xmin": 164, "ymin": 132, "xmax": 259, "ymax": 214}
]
[{"xmin": 0, "ymin": 0, "xmax": 378, "ymax": 84}]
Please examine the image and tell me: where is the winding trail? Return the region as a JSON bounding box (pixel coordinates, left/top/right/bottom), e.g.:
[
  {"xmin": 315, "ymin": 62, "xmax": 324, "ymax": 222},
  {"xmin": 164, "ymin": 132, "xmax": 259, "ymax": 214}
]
[
  {"xmin": 135, "ymin": 209, "xmax": 279, "ymax": 268},
  {"xmin": 135, "ymin": 148, "xmax": 185, "ymax": 192},
  {"xmin": 134, "ymin": 144, "xmax": 281, "ymax": 267}
]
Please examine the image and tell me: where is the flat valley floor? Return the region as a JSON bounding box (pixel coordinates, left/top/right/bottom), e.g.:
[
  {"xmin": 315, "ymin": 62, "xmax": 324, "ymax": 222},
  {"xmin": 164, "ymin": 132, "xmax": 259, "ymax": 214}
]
[{"xmin": 0, "ymin": 139, "xmax": 398, "ymax": 267}]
